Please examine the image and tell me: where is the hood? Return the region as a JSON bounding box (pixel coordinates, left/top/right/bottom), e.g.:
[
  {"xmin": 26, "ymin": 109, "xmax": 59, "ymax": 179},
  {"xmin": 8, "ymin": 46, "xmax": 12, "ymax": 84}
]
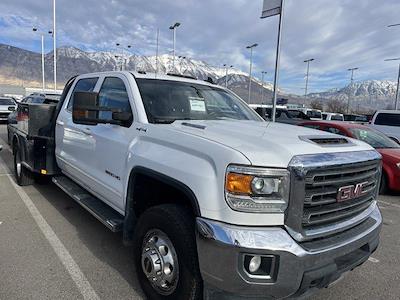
[{"xmin": 170, "ymin": 120, "xmax": 374, "ymax": 167}]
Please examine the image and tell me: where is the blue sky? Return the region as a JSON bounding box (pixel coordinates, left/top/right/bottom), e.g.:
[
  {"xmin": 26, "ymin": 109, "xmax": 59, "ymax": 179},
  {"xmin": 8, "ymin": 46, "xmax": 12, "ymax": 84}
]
[{"xmin": 1, "ymin": 0, "xmax": 400, "ymax": 94}]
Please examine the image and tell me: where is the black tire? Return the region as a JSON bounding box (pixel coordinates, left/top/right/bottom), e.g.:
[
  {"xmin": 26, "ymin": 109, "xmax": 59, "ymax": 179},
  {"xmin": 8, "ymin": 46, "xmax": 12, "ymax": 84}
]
[
  {"xmin": 14, "ymin": 143, "xmax": 34, "ymax": 186},
  {"xmin": 134, "ymin": 204, "xmax": 203, "ymax": 300},
  {"xmin": 379, "ymin": 172, "xmax": 388, "ymax": 195}
]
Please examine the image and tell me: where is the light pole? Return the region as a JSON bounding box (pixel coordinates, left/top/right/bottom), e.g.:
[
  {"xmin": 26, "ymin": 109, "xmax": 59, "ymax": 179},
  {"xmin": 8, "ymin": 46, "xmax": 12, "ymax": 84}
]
[
  {"xmin": 33, "ymin": 28, "xmax": 52, "ymax": 91},
  {"xmin": 261, "ymin": 71, "xmax": 268, "ymax": 104},
  {"xmin": 261, "ymin": 0, "xmax": 285, "ymax": 122},
  {"xmin": 246, "ymin": 43, "xmax": 258, "ymax": 103},
  {"xmin": 223, "ymin": 64, "xmax": 233, "ymax": 88},
  {"xmin": 347, "ymin": 67, "xmax": 359, "ymax": 113},
  {"xmin": 156, "ymin": 28, "xmax": 160, "ymax": 74},
  {"xmin": 304, "ymin": 58, "xmax": 314, "ymax": 104},
  {"xmin": 116, "ymin": 43, "xmax": 132, "ymax": 71},
  {"xmin": 385, "ymin": 58, "xmax": 400, "ymax": 110},
  {"xmin": 53, "ymin": 0, "xmax": 57, "ymax": 91},
  {"xmin": 169, "ymin": 22, "xmax": 181, "ymax": 72}
]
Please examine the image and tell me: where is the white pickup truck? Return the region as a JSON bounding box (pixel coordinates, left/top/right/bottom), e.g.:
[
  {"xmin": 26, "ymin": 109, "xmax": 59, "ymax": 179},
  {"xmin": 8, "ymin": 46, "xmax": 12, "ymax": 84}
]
[
  {"xmin": 369, "ymin": 110, "xmax": 400, "ymax": 144},
  {"xmin": 11, "ymin": 71, "xmax": 382, "ymax": 299}
]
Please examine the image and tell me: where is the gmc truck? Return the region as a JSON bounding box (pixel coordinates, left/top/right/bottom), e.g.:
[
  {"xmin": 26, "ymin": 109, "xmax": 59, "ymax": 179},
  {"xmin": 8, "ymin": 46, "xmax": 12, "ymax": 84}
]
[{"xmin": 11, "ymin": 71, "xmax": 382, "ymax": 299}]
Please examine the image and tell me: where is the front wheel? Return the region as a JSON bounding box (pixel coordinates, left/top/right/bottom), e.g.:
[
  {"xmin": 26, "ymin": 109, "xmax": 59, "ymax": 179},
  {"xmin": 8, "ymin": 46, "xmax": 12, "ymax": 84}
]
[{"xmin": 134, "ymin": 204, "xmax": 203, "ymax": 300}]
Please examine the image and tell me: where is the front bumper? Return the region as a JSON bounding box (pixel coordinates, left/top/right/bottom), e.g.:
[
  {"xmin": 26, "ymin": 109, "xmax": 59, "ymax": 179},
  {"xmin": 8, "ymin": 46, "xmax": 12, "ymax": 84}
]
[{"xmin": 196, "ymin": 205, "xmax": 381, "ymax": 299}]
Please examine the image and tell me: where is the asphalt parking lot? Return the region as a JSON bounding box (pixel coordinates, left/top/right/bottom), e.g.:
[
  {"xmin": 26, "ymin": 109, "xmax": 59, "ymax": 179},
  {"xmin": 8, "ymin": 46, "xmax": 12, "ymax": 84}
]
[{"xmin": 0, "ymin": 124, "xmax": 400, "ymax": 300}]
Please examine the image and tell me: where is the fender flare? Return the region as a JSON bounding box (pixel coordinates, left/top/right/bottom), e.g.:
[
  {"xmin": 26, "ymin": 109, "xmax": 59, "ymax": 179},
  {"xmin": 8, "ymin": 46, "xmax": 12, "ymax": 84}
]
[{"xmin": 123, "ymin": 166, "xmax": 201, "ymax": 244}]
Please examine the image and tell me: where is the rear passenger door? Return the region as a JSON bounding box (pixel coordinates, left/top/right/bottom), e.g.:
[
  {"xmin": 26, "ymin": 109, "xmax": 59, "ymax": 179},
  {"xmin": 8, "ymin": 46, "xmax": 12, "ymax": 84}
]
[
  {"xmin": 88, "ymin": 75, "xmax": 137, "ymax": 212},
  {"xmin": 55, "ymin": 76, "xmax": 99, "ymax": 187}
]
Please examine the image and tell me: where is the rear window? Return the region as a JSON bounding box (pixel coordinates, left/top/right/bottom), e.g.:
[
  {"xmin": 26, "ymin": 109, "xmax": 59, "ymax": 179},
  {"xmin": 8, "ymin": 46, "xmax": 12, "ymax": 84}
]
[
  {"xmin": 331, "ymin": 115, "xmax": 344, "ymax": 121},
  {"xmin": 0, "ymin": 98, "xmax": 15, "ymax": 105},
  {"xmin": 375, "ymin": 113, "xmax": 400, "ymax": 127},
  {"xmin": 307, "ymin": 110, "xmax": 322, "ymax": 119}
]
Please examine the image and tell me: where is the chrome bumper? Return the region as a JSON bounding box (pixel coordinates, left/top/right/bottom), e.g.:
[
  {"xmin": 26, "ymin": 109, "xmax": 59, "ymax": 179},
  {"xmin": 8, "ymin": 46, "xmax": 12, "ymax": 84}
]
[{"xmin": 196, "ymin": 205, "xmax": 382, "ymax": 299}]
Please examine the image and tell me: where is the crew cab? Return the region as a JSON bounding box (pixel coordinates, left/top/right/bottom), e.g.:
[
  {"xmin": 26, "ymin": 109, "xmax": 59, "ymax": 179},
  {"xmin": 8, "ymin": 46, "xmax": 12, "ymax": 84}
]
[
  {"xmin": 369, "ymin": 110, "xmax": 400, "ymax": 143},
  {"xmin": 11, "ymin": 71, "xmax": 382, "ymax": 299}
]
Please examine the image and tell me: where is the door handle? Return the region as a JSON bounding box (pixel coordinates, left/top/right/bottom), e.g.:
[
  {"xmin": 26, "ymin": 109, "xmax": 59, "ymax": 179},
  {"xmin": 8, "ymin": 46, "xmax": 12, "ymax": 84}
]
[
  {"xmin": 56, "ymin": 120, "xmax": 64, "ymax": 126},
  {"xmin": 82, "ymin": 128, "xmax": 92, "ymax": 135}
]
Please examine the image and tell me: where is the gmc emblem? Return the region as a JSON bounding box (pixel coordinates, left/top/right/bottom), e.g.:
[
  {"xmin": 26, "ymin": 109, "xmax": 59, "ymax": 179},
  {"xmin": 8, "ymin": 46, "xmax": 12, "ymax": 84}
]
[{"xmin": 337, "ymin": 181, "xmax": 369, "ymax": 202}]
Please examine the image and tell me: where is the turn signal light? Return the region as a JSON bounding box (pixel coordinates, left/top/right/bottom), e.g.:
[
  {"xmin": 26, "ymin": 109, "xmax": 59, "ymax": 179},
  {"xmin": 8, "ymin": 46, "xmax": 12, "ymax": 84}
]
[{"xmin": 225, "ymin": 173, "xmax": 253, "ymax": 195}]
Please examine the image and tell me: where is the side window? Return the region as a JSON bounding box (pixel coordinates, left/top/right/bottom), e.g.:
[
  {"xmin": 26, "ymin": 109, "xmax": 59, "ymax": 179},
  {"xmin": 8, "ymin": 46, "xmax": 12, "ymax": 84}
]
[
  {"xmin": 67, "ymin": 77, "xmax": 98, "ymax": 111},
  {"xmin": 98, "ymin": 77, "xmax": 132, "ymax": 126},
  {"xmin": 322, "ymin": 114, "xmax": 327, "ymax": 120}
]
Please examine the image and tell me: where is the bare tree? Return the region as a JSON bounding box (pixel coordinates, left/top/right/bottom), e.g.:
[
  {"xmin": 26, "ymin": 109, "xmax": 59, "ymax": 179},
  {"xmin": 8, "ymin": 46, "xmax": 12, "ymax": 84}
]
[
  {"xmin": 326, "ymin": 99, "xmax": 347, "ymax": 113},
  {"xmin": 310, "ymin": 99, "xmax": 323, "ymax": 111}
]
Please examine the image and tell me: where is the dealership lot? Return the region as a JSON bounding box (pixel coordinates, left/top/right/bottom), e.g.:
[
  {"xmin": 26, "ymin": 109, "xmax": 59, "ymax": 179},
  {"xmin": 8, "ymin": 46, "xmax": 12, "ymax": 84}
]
[{"xmin": 0, "ymin": 125, "xmax": 399, "ymax": 300}]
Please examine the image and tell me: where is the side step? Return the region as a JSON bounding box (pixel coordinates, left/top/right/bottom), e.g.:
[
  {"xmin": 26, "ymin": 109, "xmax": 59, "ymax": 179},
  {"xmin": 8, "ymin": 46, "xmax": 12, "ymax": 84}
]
[{"xmin": 52, "ymin": 176, "xmax": 124, "ymax": 232}]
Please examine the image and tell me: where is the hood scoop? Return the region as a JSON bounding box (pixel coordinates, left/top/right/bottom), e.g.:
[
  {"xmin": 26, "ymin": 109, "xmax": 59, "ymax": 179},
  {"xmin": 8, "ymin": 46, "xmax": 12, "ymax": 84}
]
[{"xmin": 300, "ymin": 135, "xmax": 353, "ymax": 147}]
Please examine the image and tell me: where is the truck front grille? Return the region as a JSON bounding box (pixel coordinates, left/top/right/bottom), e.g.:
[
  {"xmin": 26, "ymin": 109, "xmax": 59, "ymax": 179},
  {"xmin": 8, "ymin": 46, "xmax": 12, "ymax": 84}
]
[
  {"xmin": 303, "ymin": 161, "xmax": 379, "ymax": 228},
  {"xmin": 286, "ymin": 151, "xmax": 382, "ymax": 242}
]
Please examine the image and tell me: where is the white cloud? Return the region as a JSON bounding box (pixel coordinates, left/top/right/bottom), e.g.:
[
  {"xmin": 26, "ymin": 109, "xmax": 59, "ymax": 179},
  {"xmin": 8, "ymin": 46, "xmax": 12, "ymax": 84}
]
[{"xmin": 1, "ymin": 0, "xmax": 400, "ymax": 93}]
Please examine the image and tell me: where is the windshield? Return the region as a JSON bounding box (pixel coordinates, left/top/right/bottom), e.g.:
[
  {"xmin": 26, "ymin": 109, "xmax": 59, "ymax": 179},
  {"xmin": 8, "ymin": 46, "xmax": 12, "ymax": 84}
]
[
  {"xmin": 0, "ymin": 98, "xmax": 15, "ymax": 105},
  {"xmin": 349, "ymin": 127, "xmax": 400, "ymax": 149},
  {"xmin": 136, "ymin": 79, "xmax": 261, "ymax": 124}
]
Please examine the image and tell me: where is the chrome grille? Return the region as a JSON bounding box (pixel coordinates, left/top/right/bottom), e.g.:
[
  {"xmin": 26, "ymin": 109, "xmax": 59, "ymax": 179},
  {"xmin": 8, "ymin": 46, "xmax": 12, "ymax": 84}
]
[
  {"xmin": 286, "ymin": 151, "xmax": 381, "ymax": 242},
  {"xmin": 303, "ymin": 161, "xmax": 379, "ymax": 228}
]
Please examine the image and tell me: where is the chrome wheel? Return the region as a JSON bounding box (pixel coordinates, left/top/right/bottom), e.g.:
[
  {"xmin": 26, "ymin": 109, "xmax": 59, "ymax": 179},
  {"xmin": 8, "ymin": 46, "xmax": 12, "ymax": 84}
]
[{"xmin": 141, "ymin": 229, "xmax": 179, "ymax": 295}]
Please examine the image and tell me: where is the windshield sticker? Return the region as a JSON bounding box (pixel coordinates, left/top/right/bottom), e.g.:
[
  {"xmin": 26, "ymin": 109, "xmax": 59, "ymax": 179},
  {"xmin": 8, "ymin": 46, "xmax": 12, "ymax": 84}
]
[{"xmin": 189, "ymin": 97, "xmax": 206, "ymax": 112}]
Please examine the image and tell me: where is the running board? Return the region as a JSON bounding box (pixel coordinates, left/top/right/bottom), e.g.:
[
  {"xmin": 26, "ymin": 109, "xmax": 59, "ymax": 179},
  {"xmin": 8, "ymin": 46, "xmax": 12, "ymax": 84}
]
[{"xmin": 52, "ymin": 176, "xmax": 124, "ymax": 232}]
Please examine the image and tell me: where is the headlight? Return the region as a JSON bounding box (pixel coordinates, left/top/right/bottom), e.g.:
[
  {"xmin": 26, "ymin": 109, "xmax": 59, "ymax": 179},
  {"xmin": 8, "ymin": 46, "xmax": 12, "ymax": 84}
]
[
  {"xmin": 225, "ymin": 165, "xmax": 290, "ymax": 213},
  {"xmin": 397, "ymin": 162, "xmax": 400, "ymax": 170}
]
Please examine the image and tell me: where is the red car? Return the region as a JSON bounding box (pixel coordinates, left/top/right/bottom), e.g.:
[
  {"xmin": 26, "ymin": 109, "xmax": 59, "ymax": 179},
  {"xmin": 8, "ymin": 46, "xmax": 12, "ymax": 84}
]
[{"xmin": 299, "ymin": 121, "xmax": 400, "ymax": 193}]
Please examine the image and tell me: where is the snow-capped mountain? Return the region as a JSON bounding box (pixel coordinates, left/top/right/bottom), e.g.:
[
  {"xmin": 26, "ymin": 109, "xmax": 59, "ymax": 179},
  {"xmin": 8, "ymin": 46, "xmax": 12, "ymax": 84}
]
[
  {"xmin": 307, "ymin": 80, "xmax": 399, "ymax": 111},
  {"xmin": 309, "ymin": 80, "xmax": 397, "ymax": 100}
]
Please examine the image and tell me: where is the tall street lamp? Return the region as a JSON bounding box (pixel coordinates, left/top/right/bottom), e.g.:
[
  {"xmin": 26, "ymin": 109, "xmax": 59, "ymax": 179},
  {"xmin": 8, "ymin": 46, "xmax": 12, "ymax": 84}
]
[
  {"xmin": 246, "ymin": 43, "xmax": 258, "ymax": 103},
  {"xmin": 223, "ymin": 64, "xmax": 234, "ymax": 88},
  {"xmin": 385, "ymin": 58, "xmax": 400, "ymax": 110},
  {"xmin": 347, "ymin": 67, "xmax": 359, "ymax": 113},
  {"xmin": 304, "ymin": 58, "xmax": 314, "ymax": 104},
  {"xmin": 53, "ymin": 0, "xmax": 57, "ymax": 91},
  {"xmin": 261, "ymin": 71, "xmax": 268, "ymax": 104},
  {"xmin": 261, "ymin": 0, "xmax": 285, "ymax": 122},
  {"xmin": 33, "ymin": 27, "xmax": 52, "ymax": 91},
  {"xmin": 116, "ymin": 43, "xmax": 132, "ymax": 71},
  {"xmin": 169, "ymin": 22, "xmax": 181, "ymax": 72}
]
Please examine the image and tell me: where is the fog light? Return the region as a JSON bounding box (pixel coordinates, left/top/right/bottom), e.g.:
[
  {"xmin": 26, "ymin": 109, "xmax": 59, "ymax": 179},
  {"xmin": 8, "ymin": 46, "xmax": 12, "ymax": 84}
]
[
  {"xmin": 249, "ymin": 256, "xmax": 262, "ymax": 273},
  {"xmin": 243, "ymin": 254, "xmax": 279, "ymax": 280}
]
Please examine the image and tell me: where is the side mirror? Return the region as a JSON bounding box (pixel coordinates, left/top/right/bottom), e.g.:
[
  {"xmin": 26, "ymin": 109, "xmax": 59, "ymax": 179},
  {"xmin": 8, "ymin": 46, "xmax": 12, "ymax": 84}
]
[
  {"xmin": 112, "ymin": 111, "xmax": 132, "ymax": 123},
  {"xmin": 72, "ymin": 91, "xmax": 100, "ymax": 125},
  {"xmin": 72, "ymin": 91, "xmax": 133, "ymax": 126}
]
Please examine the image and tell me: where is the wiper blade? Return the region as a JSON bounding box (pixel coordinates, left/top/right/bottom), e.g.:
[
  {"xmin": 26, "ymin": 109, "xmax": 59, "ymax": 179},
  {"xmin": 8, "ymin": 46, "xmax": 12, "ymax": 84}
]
[{"xmin": 153, "ymin": 117, "xmax": 191, "ymax": 124}]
